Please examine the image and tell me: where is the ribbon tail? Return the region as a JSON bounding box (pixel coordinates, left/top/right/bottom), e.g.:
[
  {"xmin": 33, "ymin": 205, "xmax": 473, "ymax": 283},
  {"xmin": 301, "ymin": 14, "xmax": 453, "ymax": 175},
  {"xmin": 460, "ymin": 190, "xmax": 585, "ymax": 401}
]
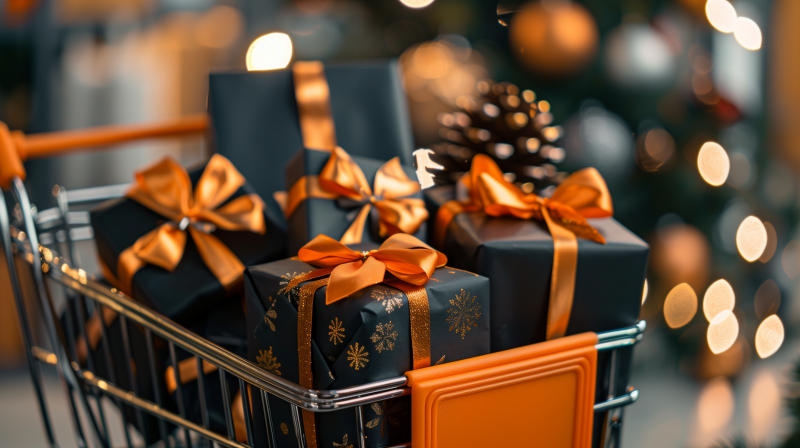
[
  {"xmin": 432, "ymin": 200, "xmax": 469, "ymax": 250},
  {"xmin": 339, "ymin": 204, "xmax": 371, "ymax": 245},
  {"xmin": 189, "ymin": 227, "xmax": 246, "ymax": 291},
  {"xmin": 542, "ymin": 206, "xmax": 579, "ymax": 340},
  {"xmin": 297, "ymin": 278, "xmax": 329, "ymax": 448}
]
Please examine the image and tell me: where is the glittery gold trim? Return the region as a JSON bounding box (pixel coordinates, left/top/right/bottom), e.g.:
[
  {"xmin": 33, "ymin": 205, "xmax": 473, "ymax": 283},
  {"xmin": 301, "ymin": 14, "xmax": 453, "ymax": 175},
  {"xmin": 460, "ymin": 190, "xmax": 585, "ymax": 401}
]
[
  {"xmin": 388, "ymin": 280, "xmax": 431, "ymax": 370},
  {"xmin": 297, "ymin": 278, "xmax": 328, "ymax": 448}
]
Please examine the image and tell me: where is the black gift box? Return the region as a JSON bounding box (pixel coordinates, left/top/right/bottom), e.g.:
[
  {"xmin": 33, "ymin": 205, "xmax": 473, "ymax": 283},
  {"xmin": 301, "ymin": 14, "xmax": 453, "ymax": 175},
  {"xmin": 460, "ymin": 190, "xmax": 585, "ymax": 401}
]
[
  {"xmin": 285, "ymin": 148, "xmax": 426, "ymax": 255},
  {"xmin": 208, "ymin": 60, "xmax": 414, "ymax": 207},
  {"xmin": 425, "ymin": 185, "xmax": 648, "ymax": 353},
  {"xmin": 90, "ymin": 159, "xmax": 287, "ymax": 324},
  {"xmin": 244, "ymin": 257, "xmax": 490, "ymax": 448}
]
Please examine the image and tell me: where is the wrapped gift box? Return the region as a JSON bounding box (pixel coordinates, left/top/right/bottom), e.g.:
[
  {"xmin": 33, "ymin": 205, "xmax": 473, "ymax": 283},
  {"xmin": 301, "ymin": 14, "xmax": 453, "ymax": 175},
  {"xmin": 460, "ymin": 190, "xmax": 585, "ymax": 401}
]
[
  {"xmin": 208, "ymin": 60, "xmax": 415, "ymax": 207},
  {"xmin": 90, "ymin": 156, "xmax": 287, "ymax": 324},
  {"xmin": 285, "ymin": 147, "xmax": 426, "ymax": 255},
  {"xmin": 425, "ymin": 184, "xmax": 648, "ymax": 353},
  {"xmin": 244, "ymin": 255, "xmax": 490, "ymax": 448}
]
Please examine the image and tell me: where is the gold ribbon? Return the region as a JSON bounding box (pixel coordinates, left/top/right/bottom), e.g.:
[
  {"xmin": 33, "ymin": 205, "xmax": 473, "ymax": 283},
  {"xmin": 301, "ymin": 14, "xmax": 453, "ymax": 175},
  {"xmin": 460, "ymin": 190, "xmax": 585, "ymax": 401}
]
[
  {"xmin": 285, "ymin": 147, "xmax": 428, "ymax": 245},
  {"xmin": 433, "ymin": 154, "xmax": 613, "ymax": 340},
  {"xmin": 282, "ymin": 233, "xmax": 446, "ymax": 448},
  {"xmin": 115, "ymin": 154, "xmax": 266, "ymax": 294}
]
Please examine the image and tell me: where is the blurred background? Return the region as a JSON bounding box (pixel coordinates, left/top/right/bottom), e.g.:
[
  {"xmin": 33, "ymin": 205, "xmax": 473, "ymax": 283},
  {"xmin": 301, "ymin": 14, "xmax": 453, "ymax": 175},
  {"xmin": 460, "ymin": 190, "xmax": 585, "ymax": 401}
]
[{"xmin": 1, "ymin": 0, "xmax": 799, "ymax": 446}]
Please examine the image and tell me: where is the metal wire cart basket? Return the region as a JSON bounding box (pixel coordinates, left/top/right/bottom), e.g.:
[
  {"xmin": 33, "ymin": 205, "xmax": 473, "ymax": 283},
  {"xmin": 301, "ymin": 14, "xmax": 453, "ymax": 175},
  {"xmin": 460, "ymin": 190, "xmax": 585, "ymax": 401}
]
[{"xmin": 0, "ymin": 117, "xmax": 644, "ymax": 448}]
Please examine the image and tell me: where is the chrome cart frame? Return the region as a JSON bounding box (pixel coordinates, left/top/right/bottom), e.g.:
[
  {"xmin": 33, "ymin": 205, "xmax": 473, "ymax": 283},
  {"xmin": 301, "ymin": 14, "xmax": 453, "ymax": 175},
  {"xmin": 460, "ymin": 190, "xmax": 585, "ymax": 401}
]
[{"xmin": 1, "ymin": 122, "xmax": 643, "ymax": 448}]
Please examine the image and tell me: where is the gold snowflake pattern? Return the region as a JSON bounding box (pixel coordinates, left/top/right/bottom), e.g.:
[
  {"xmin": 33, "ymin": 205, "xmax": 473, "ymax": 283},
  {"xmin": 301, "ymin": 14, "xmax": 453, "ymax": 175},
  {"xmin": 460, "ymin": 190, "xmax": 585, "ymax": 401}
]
[
  {"xmin": 346, "ymin": 342, "xmax": 369, "ymax": 370},
  {"xmin": 333, "ymin": 434, "xmax": 353, "ymax": 448},
  {"xmin": 256, "ymin": 347, "xmax": 281, "ymax": 376},
  {"xmin": 369, "ymin": 322, "xmax": 398, "ymax": 353},
  {"xmin": 365, "ymin": 399, "xmax": 402, "ymax": 438},
  {"xmin": 370, "ymin": 287, "xmax": 404, "ymax": 313},
  {"xmin": 329, "ymin": 317, "xmax": 345, "ymax": 345},
  {"xmin": 446, "ymin": 289, "xmax": 482, "ymax": 339},
  {"xmin": 263, "ymin": 297, "xmax": 277, "ymax": 331},
  {"xmin": 278, "ymin": 271, "xmax": 308, "ymax": 296},
  {"xmin": 280, "ymin": 423, "xmax": 289, "ymax": 435}
]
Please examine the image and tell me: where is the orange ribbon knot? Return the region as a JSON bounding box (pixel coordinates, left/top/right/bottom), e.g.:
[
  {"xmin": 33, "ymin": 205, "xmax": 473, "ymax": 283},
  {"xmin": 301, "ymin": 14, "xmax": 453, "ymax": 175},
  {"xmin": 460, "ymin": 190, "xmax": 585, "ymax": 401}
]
[
  {"xmin": 115, "ymin": 154, "xmax": 266, "ymax": 293},
  {"xmin": 434, "ymin": 154, "xmax": 613, "ymax": 340},
  {"xmin": 285, "ymin": 147, "xmax": 428, "ymax": 245}
]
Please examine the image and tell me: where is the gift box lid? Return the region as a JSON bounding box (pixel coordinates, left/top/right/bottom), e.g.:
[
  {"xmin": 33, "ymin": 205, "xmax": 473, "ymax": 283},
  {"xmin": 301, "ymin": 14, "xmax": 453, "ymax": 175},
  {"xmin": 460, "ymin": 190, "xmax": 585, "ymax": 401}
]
[{"xmin": 208, "ymin": 60, "xmax": 414, "ymax": 205}]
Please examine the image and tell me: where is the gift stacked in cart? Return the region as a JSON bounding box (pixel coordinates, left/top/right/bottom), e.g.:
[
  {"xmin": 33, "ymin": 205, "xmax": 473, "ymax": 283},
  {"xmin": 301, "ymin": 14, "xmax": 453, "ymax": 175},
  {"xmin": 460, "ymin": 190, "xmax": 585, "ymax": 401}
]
[{"xmin": 3, "ymin": 60, "xmax": 647, "ymax": 448}]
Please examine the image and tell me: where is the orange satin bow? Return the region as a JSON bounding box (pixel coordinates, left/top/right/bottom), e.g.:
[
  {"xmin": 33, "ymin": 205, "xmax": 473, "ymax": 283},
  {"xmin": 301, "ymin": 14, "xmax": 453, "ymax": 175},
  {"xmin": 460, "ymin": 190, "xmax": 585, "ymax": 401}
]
[
  {"xmin": 296, "ymin": 233, "xmax": 447, "ymax": 304},
  {"xmin": 434, "ymin": 154, "xmax": 613, "ymax": 340},
  {"xmin": 285, "ymin": 147, "xmax": 428, "ymax": 245},
  {"xmin": 115, "ymin": 154, "xmax": 266, "ymax": 293}
]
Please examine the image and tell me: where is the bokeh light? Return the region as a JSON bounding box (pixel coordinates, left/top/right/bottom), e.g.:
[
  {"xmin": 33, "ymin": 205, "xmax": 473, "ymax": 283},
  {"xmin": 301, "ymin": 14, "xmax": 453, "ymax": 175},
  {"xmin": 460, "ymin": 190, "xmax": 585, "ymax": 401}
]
[
  {"xmin": 697, "ymin": 141, "xmax": 730, "ymax": 186},
  {"xmin": 642, "ymin": 279, "xmax": 649, "ymax": 305},
  {"xmin": 755, "ymin": 315, "xmax": 784, "ymax": 359},
  {"xmin": 697, "ymin": 376, "xmax": 735, "ymax": 433},
  {"xmin": 707, "ymin": 310, "xmax": 739, "ymax": 354},
  {"xmin": 703, "ymin": 279, "xmax": 735, "ymax": 322},
  {"xmin": 399, "ymin": 0, "xmax": 435, "ymax": 8},
  {"xmin": 749, "ymin": 370, "xmax": 781, "ymax": 442},
  {"xmin": 733, "ymin": 17, "xmax": 763, "ymax": 51},
  {"xmin": 781, "ymin": 240, "xmax": 800, "ymax": 279},
  {"xmin": 664, "ymin": 283, "xmax": 698, "ymax": 329},
  {"xmin": 736, "ymin": 216, "xmax": 767, "ymax": 262},
  {"xmin": 195, "ymin": 6, "xmax": 244, "ymax": 49},
  {"xmin": 635, "ymin": 128, "xmax": 675, "ymax": 173},
  {"xmin": 246, "ymin": 33, "xmax": 293, "ymax": 71},
  {"xmin": 758, "ymin": 222, "xmax": 777, "ymax": 263},
  {"xmin": 754, "ymin": 279, "xmax": 781, "ymax": 322},
  {"xmin": 651, "ymin": 223, "xmax": 711, "ymax": 292},
  {"xmin": 705, "ymin": 0, "xmax": 737, "ymax": 33}
]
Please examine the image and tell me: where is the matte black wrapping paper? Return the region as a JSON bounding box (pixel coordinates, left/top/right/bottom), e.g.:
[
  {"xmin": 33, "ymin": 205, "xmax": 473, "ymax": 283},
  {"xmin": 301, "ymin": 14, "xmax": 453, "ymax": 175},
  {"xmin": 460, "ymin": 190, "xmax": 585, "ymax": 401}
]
[
  {"xmin": 208, "ymin": 60, "xmax": 414, "ymax": 208},
  {"xmin": 244, "ymin": 257, "xmax": 490, "ymax": 448},
  {"xmin": 285, "ymin": 148, "xmax": 426, "ymax": 256},
  {"xmin": 425, "ymin": 185, "xmax": 648, "ymax": 353},
  {"xmin": 90, "ymin": 160, "xmax": 287, "ymax": 324}
]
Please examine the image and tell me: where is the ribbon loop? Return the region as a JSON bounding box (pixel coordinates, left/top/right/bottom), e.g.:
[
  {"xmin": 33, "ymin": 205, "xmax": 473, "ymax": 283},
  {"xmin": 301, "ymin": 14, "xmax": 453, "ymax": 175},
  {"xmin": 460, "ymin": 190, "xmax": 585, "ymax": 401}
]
[
  {"xmin": 435, "ymin": 154, "xmax": 613, "ymax": 340},
  {"xmin": 116, "ymin": 154, "xmax": 266, "ymax": 293}
]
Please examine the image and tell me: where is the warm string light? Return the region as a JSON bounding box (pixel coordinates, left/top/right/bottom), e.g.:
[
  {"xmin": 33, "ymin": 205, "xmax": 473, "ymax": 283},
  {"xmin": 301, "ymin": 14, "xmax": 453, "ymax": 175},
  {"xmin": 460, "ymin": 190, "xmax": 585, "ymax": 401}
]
[
  {"xmin": 697, "ymin": 141, "xmax": 730, "ymax": 186},
  {"xmin": 755, "ymin": 315, "xmax": 784, "ymax": 359},
  {"xmin": 246, "ymin": 33, "xmax": 293, "ymax": 71},
  {"xmin": 641, "ymin": 279, "xmax": 649, "ymax": 305},
  {"xmin": 399, "ymin": 0, "xmax": 435, "ymax": 8},
  {"xmin": 736, "ymin": 216, "xmax": 767, "ymax": 262},
  {"xmin": 704, "ymin": 0, "xmax": 762, "ymax": 51},
  {"xmin": 703, "ymin": 279, "xmax": 735, "ymax": 322},
  {"xmin": 664, "ymin": 283, "xmax": 698, "ymax": 329},
  {"xmin": 707, "ymin": 310, "xmax": 739, "ymax": 354}
]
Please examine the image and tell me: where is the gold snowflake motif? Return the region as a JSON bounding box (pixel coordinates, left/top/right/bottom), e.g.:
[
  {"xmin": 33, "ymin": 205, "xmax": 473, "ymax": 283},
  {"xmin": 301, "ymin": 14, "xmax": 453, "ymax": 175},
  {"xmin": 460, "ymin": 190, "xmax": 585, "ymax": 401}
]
[
  {"xmin": 280, "ymin": 423, "xmax": 289, "ymax": 435},
  {"xmin": 434, "ymin": 355, "xmax": 446, "ymax": 365},
  {"xmin": 256, "ymin": 347, "xmax": 281, "ymax": 376},
  {"xmin": 446, "ymin": 289, "xmax": 482, "ymax": 339},
  {"xmin": 263, "ymin": 297, "xmax": 277, "ymax": 331},
  {"xmin": 365, "ymin": 399, "xmax": 403, "ymax": 438},
  {"xmin": 371, "ymin": 287, "xmax": 404, "ymax": 313},
  {"xmin": 333, "ymin": 434, "xmax": 353, "ymax": 448},
  {"xmin": 278, "ymin": 271, "xmax": 308, "ymax": 296},
  {"xmin": 329, "ymin": 317, "xmax": 345, "ymax": 345},
  {"xmin": 346, "ymin": 342, "xmax": 369, "ymax": 370},
  {"xmin": 369, "ymin": 322, "xmax": 398, "ymax": 353}
]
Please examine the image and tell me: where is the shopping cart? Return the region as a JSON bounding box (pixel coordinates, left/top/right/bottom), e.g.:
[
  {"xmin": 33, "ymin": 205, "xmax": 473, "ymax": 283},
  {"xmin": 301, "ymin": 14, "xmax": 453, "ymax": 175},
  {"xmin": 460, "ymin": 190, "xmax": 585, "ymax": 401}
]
[{"xmin": 0, "ymin": 117, "xmax": 643, "ymax": 448}]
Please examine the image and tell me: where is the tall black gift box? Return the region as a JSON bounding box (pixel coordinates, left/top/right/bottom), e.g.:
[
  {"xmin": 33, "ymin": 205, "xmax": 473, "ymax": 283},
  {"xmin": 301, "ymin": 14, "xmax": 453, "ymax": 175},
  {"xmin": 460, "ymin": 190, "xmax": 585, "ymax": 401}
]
[
  {"xmin": 285, "ymin": 148, "xmax": 426, "ymax": 255},
  {"xmin": 208, "ymin": 60, "xmax": 414, "ymax": 207},
  {"xmin": 90, "ymin": 159, "xmax": 287, "ymax": 324},
  {"xmin": 244, "ymin": 257, "xmax": 490, "ymax": 448},
  {"xmin": 425, "ymin": 185, "xmax": 648, "ymax": 353}
]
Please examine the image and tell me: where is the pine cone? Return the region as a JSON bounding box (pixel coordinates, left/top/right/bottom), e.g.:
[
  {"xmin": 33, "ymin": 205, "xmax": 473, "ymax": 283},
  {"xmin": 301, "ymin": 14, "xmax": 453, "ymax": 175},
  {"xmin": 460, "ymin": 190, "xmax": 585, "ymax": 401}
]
[{"xmin": 432, "ymin": 80, "xmax": 566, "ymax": 193}]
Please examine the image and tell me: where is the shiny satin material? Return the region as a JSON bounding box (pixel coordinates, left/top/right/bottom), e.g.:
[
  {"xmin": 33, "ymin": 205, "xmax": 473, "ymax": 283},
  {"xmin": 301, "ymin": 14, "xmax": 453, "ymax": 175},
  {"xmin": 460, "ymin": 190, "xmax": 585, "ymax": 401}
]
[
  {"xmin": 297, "ymin": 278, "xmax": 329, "ymax": 448},
  {"xmin": 285, "ymin": 147, "xmax": 427, "ymax": 245},
  {"xmin": 298, "ymin": 233, "xmax": 447, "ymax": 304},
  {"xmin": 434, "ymin": 155, "xmax": 613, "ymax": 340},
  {"xmin": 117, "ymin": 155, "xmax": 266, "ymax": 294},
  {"xmin": 293, "ymin": 61, "xmax": 337, "ymax": 151}
]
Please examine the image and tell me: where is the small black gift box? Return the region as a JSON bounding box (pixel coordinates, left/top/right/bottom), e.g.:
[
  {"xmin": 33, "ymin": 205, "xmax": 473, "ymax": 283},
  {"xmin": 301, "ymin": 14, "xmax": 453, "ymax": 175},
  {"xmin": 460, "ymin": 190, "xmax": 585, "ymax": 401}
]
[
  {"xmin": 425, "ymin": 184, "xmax": 648, "ymax": 353},
  {"xmin": 208, "ymin": 60, "xmax": 414, "ymax": 205},
  {"xmin": 244, "ymin": 254, "xmax": 490, "ymax": 448},
  {"xmin": 90, "ymin": 155, "xmax": 286, "ymax": 324},
  {"xmin": 284, "ymin": 147, "xmax": 426, "ymax": 255}
]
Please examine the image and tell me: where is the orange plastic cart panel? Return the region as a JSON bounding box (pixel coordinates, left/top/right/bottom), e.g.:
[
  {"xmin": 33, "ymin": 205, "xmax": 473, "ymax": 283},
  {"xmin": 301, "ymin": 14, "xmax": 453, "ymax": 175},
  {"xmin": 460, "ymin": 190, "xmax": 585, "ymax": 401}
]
[{"xmin": 407, "ymin": 332, "xmax": 598, "ymax": 448}]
